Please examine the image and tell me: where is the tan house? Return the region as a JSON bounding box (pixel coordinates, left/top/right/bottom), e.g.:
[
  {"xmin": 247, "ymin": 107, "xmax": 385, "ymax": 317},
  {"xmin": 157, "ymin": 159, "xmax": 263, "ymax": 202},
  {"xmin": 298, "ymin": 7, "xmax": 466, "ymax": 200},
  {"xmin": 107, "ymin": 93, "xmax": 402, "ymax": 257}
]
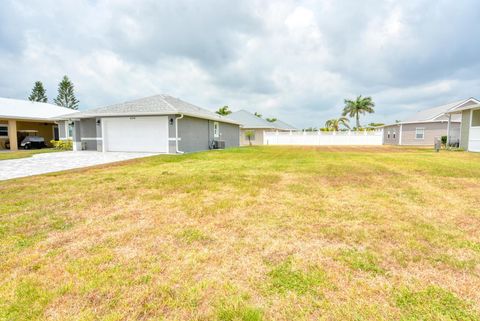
[
  {"xmin": 227, "ymin": 110, "xmax": 297, "ymax": 146},
  {"xmin": 0, "ymin": 97, "xmax": 75, "ymax": 150},
  {"xmin": 382, "ymin": 98, "xmax": 480, "ymax": 146}
]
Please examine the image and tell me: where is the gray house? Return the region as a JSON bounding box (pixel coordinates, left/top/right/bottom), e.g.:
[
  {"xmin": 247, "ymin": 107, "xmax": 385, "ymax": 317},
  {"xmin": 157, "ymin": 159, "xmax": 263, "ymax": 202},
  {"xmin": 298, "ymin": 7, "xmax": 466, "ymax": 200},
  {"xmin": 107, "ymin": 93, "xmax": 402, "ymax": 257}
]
[
  {"xmin": 382, "ymin": 98, "xmax": 480, "ymax": 146},
  {"xmin": 58, "ymin": 95, "xmax": 240, "ymax": 153},
  {"xmin": 446, "ymin": 100, "xmax": 480, "ymax": 152},
  {"xmin": 227, "ymin": 110, "xmax": 297, "ymax": 146}
]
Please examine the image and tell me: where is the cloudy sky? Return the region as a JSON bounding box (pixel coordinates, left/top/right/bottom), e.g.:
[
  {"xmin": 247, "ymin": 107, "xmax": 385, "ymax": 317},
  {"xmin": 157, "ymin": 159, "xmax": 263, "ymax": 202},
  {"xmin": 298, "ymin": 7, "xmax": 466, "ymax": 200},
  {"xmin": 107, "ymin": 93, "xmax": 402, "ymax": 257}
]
[{"xmin": 1, "ymin": 0, "xmax": 479, "ymax": 128}]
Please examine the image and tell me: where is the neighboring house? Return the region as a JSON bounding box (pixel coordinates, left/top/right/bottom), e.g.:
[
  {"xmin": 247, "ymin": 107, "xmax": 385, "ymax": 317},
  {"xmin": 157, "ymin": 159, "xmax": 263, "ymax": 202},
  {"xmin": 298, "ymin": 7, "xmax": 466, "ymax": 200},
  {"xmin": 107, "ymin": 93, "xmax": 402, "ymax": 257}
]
[
  {"xmin": 446, "ymin": 100, "xmax": 480, "ymax": 152},
  {"xmin": 58, "ymin": 95, "xmax": 240, "ymax": 153},
  {"xmin": 382, "ymin": 98, "xmax": 480, "ymax": 146},
  {"xmin": 271, "ymin": 119, "xmax": 298, "ymax": 131},
  {"xmin": 0, "ymin": 97, "xmax": 75, "ymax": 151},
  {"xmin": 227, "ymin": 110, "xmax": 297, "ymax": 146}
]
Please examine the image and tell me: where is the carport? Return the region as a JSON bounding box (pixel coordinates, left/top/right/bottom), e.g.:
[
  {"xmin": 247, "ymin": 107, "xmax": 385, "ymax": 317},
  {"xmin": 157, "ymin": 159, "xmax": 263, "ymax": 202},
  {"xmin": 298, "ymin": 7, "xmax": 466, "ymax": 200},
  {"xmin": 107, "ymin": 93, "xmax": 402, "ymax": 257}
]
[{"xmin": 0, "ymin": 98, "xmax": 75, "ymax": 151}]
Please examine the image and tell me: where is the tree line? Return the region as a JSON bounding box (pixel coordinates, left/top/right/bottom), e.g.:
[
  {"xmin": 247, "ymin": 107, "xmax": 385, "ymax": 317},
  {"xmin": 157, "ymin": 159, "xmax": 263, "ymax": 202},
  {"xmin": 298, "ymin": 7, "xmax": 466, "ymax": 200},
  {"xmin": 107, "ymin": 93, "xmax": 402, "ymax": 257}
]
[{"xmin": 28, "ymin": 75, "xmax": 79, "ymax": 110}]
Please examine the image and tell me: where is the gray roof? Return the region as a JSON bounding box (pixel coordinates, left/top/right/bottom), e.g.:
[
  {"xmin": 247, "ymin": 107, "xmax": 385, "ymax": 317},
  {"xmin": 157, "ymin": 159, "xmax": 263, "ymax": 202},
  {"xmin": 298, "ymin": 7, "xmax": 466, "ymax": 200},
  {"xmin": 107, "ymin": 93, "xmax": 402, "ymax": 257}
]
[
  {"xmin": 227, "ymin": 110, "xmax": 277, "ymax": 129},
  {"xmin": 227, "ymin": 110, "xmax": 297, "ymax": 130},
  {"xmin": 59, "ymin": 95, "xmax": 240, "ymax": 124},
  {"xmin": 271, "ymin": 119, "xmax": 297, "ymax": 130},
  {"xmin": 397, "ymin": 98, "xmax": 480, "ymax": 125}
]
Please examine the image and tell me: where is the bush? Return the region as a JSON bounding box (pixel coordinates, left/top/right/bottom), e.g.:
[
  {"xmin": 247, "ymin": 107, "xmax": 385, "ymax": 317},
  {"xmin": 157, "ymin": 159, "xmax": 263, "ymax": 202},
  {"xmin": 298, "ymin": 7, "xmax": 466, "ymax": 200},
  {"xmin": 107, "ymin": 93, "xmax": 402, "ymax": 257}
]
[
  {"xmin": 50, "ymin": 140, "xmax": 73, "ymax": 150},
  {"xmin": 441, "ymin": 136, "xmax": 447, "ymax": 145}
]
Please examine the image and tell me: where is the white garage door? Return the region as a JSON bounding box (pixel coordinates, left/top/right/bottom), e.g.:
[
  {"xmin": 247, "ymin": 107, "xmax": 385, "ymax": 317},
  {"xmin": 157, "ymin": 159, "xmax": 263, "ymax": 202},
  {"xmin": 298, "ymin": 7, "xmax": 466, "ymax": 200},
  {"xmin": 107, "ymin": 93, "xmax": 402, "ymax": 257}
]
[
  {"xmin": 103, "ymin": 116, "xmax": 169, "ymax": 153},
  {"xmin": 469, "ymin": 127, "xmax": 480, "ymax": 152}
]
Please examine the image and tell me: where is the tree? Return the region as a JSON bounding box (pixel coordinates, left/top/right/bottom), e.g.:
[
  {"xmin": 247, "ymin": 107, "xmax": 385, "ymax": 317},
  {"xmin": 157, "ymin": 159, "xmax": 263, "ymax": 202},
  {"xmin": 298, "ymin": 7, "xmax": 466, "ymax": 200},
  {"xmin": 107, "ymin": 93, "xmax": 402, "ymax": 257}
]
[
  {"xmin": 254, "ymin": 112, "xmax": 262, "ymax": 118},
  {"xmin": 265, "ymin": 117, "xmax": 277, "ymax": 123},
  {"xmin": 28, "ymin": 81, "xmax": 48, "ymax": 102},
  {"xmin": 54, "ymin": 75, "xmax": 79, "ymax": 109},
  {"xmin": 245, "ymin": 130, "xmax": 255, "ymax": 146},
  {"xmin": 216, "ymin": 105, "xmax": 231, "ymax": 116},
  {"xmin": 342, "ymin": 95, "xmax": 375, "ymax": 129},
  {"xmin": 368, "ymin": 122, "xmax": 384, "ymax": 127},
  {"xmin": 325, "ymin": 117, "xmax": 350, "ymax": 131}
]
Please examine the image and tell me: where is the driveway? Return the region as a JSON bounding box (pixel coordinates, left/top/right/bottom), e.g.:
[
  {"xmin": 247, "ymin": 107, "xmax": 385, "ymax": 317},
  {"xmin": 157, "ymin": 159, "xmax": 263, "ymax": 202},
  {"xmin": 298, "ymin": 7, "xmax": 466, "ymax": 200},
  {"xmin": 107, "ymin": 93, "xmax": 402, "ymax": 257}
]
[{"xmin": 0, "ymin": 151, "xmax": 158, "ymax": 181}]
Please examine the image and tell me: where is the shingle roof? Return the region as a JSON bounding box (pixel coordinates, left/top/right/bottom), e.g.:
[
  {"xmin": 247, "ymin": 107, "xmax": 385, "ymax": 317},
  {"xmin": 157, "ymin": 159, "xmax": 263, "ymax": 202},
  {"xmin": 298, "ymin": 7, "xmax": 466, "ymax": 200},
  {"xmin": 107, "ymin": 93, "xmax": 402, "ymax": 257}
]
[
  {"xmin": 227, "ymin": 110, "xmax": 297, "ymax": 130},
  {"xmin": 271, "ymin": 119, "xmax": 297, "ymax": 130},
  {"xmin": 227, "ymin": 110, "xmax": 278, "ymax": 129},
  {"xmin": 59, "ymin": 95, "xmax": 240, "ymax": 124},
  {"xmin": 401, "ymin": 99, "xmax": 468, "ymax": 123},
  {"xmin": 0, "ymin": 97, "xmax": 76, "ymax": 121}
]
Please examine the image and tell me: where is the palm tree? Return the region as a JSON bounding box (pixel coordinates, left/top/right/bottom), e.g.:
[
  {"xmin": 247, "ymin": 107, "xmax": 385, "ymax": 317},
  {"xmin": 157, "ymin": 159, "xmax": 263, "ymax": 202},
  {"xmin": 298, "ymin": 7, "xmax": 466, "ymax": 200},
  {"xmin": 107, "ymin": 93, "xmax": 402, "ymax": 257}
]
[
  {"xmin": 254, "ymin": 112, "xmax": 262, "ymax": 118},
  {"xmin": 342, "ymin": 95, "xmax": 375, "ymax": 129},
  {"xmin": 325, "ymin": 117, "xmax": 350, "ymax": 131},
  {"xmin": 216, "ymin": 106, "xmax": 231, "ymax": 116},
  {"xmin": 265, "ymin": 117, "xmax": 277, "ymax": 123}
]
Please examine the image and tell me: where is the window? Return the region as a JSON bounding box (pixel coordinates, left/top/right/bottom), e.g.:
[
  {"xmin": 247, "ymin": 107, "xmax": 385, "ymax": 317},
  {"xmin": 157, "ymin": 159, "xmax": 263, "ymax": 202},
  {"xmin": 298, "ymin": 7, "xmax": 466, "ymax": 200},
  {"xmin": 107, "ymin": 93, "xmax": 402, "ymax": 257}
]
[
  {"xmin": 213, "ymin": 122, "xmax": 219, "ymax": 138},
  {"xmin": 472, "ymin": 109, "xmax": 480, "ymax": 127},
  {"xmin": 393, "ymin": 131, "xmax": 396, "ymax": 139},
  {"xmin": 0, "ymin": 125, "xmax": 7, "ymax": 137},
  {"xmin": 387, "ymin": 131, "xmax": 390, "ymax": 139},
  {"xmin": 415, "ymin": 128, "xmax": 425, "ymax": 139},
  {"xmin": 67, "ymin": 123, "xmax": 74, "ymax": 138}
]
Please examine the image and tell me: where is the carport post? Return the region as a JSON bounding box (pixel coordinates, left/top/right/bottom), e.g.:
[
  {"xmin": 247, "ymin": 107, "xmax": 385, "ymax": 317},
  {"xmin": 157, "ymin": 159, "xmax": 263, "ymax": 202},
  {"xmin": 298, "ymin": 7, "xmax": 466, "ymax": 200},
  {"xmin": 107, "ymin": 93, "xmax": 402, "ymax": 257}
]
[{"xmin": 8, "ymin": 120, "xmax": 18, "ymax": 151}]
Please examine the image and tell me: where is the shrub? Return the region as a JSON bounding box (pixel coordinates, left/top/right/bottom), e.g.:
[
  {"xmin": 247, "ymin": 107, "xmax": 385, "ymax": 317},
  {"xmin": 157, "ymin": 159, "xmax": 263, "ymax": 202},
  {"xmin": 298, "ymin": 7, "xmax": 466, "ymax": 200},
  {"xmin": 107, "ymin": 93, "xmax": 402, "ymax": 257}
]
[
  {"xmin": 441, "ymin": 136, "xmax": 447, "ymax": 145},
  {"xmin": 50, "ymin": 140, "xmax": 73, "ymax": 150}
]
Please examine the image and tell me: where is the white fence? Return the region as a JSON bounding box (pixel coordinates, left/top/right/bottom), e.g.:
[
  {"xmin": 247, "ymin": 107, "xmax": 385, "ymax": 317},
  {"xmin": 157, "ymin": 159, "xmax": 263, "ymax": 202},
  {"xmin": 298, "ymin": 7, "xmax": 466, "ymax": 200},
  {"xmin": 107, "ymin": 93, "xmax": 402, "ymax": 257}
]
[{"xmin": 264, "ymin": 130, "xmax": 384, "ymax": 146}]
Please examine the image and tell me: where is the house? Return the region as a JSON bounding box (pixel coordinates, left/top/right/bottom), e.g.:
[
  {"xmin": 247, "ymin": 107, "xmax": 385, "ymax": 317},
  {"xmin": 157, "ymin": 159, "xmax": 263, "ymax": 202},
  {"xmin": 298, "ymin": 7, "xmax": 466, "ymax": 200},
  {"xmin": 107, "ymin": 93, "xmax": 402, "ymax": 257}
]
[
  {"xmin": 227, "ymin": 110, "xmax": 297, "ymax": 146},
  {"xmin": 446, "ymin": 100, "xmax": 480, "ymax": 152},
  {"xmin": 0, "ymin": 97, "xmax": 75, "ymax": 150},
  {"xmin": 270, "ymin": 119, "xmax": 298, "ymax": 131},
  {"xmin": 382, "ymin": 98, "xmax": 480, "ymax": 146},
  {"xmin": 58, "ymin": 95, "xmax": 240, "ymax": 153}
]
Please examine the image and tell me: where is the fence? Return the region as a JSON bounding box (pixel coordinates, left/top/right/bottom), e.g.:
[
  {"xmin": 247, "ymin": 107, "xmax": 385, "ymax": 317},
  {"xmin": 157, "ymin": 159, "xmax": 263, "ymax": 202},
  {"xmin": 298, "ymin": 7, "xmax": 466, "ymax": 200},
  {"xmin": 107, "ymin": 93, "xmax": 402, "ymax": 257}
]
[{"xmin": 264, "ymin": 130, "xmax": 384, "ymax": 146}]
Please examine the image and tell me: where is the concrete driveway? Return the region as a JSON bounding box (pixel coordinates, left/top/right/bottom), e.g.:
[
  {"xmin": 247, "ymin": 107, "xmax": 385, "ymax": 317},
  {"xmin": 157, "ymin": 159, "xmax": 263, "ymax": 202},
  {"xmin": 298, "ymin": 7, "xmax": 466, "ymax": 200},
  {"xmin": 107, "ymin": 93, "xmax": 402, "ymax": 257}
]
[{"xmin": 0, "ymin": 151, "xmax": 158, "ymax": 181}]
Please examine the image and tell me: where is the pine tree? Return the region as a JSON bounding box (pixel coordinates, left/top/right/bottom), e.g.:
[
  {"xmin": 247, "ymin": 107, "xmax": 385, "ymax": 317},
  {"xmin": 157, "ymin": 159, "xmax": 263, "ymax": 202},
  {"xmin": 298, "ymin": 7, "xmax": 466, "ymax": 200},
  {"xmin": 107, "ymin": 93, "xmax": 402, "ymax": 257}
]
[
  {"xmin": 54, "ymin": 75, "xmax": 79, "ymax": 109},
  {"xmin": 28, "ymin": 81, "xmax": 48, "ymax": 102}
]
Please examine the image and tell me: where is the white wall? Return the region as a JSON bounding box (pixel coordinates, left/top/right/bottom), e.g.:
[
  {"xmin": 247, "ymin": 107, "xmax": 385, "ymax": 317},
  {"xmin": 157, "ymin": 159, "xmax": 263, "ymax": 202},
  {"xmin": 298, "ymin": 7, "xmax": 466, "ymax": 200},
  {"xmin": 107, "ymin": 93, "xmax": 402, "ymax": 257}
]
[{"xmin": 264, "ymin": 130, "xmax": 383, "ymax": 146}]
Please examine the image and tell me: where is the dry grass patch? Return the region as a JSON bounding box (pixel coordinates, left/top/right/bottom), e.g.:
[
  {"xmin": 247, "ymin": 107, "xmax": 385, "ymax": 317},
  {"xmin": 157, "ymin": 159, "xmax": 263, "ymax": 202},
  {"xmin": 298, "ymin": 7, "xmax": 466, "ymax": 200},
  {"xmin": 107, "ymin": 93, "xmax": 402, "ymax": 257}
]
[{"xmin": 1, "ymin": 146, "xmax": 480, "ymax": 320}]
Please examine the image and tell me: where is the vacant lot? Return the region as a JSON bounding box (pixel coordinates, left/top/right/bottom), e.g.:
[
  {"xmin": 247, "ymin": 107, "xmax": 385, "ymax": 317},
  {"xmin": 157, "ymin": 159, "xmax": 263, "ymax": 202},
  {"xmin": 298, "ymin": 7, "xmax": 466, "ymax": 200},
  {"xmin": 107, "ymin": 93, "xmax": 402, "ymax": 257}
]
[{"xmin": 1, "ymin": 146, "xmax": 479, "ymax": 320}]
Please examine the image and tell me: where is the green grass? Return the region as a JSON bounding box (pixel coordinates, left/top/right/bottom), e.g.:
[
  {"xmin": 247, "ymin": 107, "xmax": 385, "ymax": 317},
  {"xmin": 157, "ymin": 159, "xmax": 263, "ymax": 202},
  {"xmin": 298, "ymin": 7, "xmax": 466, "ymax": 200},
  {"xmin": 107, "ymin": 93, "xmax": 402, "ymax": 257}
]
[
  {"xmin": 395, "ymin": 286, "xmax": 479, "ymax": 321},
  {"xmin": 1, "ymin": 146, "xmax": 480, "ymax": 320},
  {"xmin": 0, "ymin": 148, "xmax": 59, "ymax": 160}
]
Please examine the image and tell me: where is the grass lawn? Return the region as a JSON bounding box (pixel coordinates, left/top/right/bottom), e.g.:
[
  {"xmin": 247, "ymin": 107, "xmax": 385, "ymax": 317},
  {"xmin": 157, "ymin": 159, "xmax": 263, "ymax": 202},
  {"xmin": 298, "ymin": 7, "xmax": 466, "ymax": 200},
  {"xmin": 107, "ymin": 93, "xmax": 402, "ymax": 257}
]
[
  {"xmin": 1, "ymin": 146, "xmax": 479, "ymax": 320},
  {"xmin": 0, "ymin": 148, "xmax": 59, "ymax": 161}
]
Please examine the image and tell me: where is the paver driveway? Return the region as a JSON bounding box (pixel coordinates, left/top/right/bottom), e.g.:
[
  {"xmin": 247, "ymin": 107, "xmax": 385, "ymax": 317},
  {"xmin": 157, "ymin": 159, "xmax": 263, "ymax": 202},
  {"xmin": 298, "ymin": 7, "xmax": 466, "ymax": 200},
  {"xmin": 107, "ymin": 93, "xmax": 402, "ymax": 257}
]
[{"xmin": 0, "ymin": 151, "xmax": 158, "ymax": 180}]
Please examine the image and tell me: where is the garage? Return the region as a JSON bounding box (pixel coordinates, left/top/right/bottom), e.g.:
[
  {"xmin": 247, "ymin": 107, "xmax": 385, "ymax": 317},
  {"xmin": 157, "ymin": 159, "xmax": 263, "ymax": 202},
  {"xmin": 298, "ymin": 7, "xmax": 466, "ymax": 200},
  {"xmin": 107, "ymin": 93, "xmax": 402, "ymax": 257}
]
[
  {"xmin": 61, "ymin": 95, "xmax": 240, "ymax": 153},
  {"xmin": 103, "ymin": 116, "xmax": 169, "ymax": 153}
]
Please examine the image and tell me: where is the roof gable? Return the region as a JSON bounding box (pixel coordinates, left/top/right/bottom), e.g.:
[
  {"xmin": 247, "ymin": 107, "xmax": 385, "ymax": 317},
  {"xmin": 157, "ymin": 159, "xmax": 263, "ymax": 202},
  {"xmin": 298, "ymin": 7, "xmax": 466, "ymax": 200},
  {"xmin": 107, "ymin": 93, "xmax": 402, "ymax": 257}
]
[{"xmin": 402, "ymin": 98, "xmax": 479, "ymax": 123}]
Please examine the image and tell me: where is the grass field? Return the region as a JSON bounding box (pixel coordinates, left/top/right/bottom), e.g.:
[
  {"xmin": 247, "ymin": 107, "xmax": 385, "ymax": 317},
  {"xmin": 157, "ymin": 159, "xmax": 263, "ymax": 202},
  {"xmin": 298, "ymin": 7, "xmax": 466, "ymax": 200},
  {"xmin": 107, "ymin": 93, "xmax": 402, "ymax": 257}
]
[
  {"xmin": 0, "ymin": 149, "xmax": 58, "ymax": 161},
  {"xmin": 1, "ymin": 146, "xmax": 479, "ymax": 320}
]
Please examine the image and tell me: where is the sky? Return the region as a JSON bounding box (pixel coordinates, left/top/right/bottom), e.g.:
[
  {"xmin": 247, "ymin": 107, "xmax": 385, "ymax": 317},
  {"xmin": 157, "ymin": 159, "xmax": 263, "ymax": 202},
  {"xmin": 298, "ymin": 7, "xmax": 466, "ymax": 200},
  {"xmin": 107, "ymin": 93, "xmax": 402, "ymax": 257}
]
[{"xmin": 1, "ymin": 0, "xmax": 480, "ymax": 128}]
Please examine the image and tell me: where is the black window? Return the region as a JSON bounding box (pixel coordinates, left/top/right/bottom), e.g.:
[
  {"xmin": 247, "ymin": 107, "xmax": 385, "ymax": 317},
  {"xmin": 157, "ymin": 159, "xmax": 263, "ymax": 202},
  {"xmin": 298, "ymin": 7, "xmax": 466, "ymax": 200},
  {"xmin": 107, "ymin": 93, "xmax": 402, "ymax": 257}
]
[{"xmin": 0, "ymin": 125, "xmax": 7, "ymax": 137}]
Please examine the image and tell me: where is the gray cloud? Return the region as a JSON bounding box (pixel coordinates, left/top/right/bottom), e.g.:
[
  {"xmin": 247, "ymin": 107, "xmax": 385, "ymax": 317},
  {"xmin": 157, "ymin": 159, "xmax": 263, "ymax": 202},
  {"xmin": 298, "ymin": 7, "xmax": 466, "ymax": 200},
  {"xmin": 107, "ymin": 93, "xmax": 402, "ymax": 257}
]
[{"xmin": 1, "ymin": 0, "xmax": 480, "ymax": 128}]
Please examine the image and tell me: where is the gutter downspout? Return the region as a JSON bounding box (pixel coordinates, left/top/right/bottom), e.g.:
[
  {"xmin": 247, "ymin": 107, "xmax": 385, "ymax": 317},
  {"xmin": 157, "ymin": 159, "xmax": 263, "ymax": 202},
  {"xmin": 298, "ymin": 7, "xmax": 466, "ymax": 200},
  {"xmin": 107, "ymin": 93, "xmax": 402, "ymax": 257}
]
[{"xmin": 175, "ymin": 114, "xmax": 184, "ymax": 154}]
